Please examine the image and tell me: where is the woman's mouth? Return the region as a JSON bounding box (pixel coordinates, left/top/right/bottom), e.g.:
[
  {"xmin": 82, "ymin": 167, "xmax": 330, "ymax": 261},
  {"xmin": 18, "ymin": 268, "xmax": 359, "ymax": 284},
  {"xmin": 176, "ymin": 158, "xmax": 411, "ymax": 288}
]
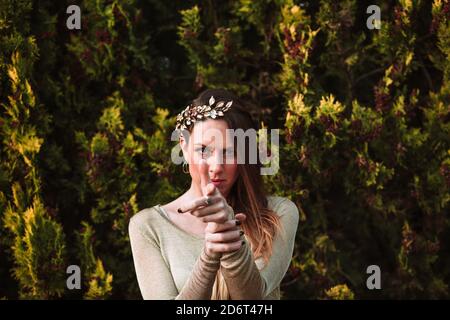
[{"xmin": 211, "ymin": 179, "xmax": 226, "ymax": 187}]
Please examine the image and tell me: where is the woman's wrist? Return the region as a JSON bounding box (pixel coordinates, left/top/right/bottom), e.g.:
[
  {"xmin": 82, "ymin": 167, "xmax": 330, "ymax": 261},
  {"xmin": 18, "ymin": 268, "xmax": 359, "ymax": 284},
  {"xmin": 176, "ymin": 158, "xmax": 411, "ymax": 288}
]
[{"xmin": 203, "ymin": 245, "xmax": 222, "ymax": 261}]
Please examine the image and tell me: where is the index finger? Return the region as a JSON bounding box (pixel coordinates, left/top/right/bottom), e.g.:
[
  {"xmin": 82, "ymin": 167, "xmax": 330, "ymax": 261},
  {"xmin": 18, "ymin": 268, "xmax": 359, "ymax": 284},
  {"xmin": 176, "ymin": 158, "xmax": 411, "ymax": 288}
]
[
  {"xmin": 178, "ymin": 195, "xmax": 221, "ymax": 213},
  {"xmin": 205, "ymin": 219, "xmax": 241, "ymax": 233}
]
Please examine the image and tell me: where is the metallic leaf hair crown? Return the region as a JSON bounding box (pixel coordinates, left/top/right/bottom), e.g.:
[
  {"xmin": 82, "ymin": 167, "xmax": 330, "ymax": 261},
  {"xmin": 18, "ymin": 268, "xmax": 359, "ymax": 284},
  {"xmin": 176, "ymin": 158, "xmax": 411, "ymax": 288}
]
[{"xmin": 175, "ymin": 96, "xmax": 233, "ymax": 132}]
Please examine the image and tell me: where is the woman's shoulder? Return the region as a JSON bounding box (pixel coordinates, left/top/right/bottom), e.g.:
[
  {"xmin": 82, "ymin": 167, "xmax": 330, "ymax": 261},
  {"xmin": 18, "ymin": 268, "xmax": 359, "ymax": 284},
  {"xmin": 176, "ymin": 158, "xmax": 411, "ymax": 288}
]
[
  {"xmin": 267, "ymin": 195, "xmax": 299, "ymax": 221},
  {"xmin": 128, "ymin": 205, "xmax": 165, "ymax": 235}
]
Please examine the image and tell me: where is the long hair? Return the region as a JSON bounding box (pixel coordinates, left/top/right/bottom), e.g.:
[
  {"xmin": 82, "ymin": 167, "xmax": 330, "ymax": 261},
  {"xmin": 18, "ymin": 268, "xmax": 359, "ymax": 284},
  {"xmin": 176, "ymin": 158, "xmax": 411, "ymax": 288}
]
[{"xmin": 189, "ymin": 88, "xmax": 281, "ymax": 299}]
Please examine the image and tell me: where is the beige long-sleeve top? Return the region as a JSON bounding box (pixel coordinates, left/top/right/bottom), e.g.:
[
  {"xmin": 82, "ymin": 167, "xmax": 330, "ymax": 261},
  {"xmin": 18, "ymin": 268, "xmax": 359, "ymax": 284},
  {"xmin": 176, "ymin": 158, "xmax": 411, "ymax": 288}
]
[{"xmin": 128, "ymin": 196, "xmax": 299, "ymax": 300}]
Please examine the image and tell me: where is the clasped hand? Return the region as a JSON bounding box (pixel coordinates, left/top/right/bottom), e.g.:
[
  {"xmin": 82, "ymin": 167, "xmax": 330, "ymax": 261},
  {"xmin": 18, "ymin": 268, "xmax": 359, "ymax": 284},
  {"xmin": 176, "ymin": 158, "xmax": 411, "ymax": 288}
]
[{"xmin": 178, "ymin": 161, "xmax": 246, "ymax": 257}]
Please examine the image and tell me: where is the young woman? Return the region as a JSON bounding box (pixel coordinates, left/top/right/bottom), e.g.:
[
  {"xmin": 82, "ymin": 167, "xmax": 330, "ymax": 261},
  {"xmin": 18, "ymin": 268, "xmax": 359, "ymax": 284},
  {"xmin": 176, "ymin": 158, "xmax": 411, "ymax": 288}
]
[{"xmin": 129, "ymin": 88, "xmax": 299, "ymax": 299}]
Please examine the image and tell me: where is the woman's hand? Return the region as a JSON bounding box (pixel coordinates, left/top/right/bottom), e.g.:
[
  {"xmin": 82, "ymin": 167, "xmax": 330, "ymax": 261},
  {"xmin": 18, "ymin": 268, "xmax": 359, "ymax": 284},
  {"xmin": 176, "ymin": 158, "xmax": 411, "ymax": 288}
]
[
  {"xmin": 176, "ymin": 160, "xmax": 246, "ymax": 256},
  {"xmin": 177, "ymin": 161, "xmax": 235, "ymax": 224},
  {"xmin": 204, "ymin": 213, "xmax": 246, "ymax": 257}
]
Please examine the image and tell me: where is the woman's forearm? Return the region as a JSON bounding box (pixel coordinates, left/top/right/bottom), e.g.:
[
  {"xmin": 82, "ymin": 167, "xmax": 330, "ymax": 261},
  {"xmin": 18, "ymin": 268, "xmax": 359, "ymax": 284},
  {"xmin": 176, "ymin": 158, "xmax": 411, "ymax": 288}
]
[
  {"xmin": 219, "ymin": 240, "xmax": 266, "ymax": 299},
  {"xmin": 176, "ymin": 248, "xmax": 221, "ymax": 300}
]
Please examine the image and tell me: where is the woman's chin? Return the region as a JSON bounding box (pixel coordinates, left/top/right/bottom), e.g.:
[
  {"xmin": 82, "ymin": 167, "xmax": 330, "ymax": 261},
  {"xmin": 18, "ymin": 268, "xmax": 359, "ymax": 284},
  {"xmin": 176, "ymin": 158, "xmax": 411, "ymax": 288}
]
[{"xmin": 219, "ymin": 186, "xmax": 229, "ymax": 196}]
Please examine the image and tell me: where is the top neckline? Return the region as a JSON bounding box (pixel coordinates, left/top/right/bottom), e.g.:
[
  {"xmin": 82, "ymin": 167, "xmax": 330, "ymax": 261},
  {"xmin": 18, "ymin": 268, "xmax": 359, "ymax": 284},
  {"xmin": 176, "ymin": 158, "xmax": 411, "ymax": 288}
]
[
  {"xmin": 153, "ymin": 196, "xmax": 280, "ymax": 241},
  {"xmin": 154, "ymin": 205, "xmax": 204, "ymax": 240}
]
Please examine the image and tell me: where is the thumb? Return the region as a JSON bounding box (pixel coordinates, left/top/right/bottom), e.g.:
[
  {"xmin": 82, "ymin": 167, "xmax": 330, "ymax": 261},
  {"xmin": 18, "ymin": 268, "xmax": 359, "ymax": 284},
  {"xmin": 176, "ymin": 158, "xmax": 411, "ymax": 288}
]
[
  {"xmin": 205, "ymin": 183, "xmax": 217, "ymax": 196},
  {"xmin": 199, "ymin": 159, "xmax": 211, "ymax": 195}
]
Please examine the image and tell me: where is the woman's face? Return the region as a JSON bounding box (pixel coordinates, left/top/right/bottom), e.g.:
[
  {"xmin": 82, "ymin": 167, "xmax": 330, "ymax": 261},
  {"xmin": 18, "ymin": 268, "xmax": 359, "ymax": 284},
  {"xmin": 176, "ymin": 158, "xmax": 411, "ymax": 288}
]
[{"xmin": 181, "ymin": 119, "xmax": 238, "ymax": 197}]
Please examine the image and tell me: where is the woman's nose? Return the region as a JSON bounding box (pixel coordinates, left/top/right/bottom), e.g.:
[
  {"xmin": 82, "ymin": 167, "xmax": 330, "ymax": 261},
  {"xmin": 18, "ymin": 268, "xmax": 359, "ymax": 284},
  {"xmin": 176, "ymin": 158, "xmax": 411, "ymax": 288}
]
[{"xmin": 207, "ymin": 153, "xmax": 224, "ymax": 173}]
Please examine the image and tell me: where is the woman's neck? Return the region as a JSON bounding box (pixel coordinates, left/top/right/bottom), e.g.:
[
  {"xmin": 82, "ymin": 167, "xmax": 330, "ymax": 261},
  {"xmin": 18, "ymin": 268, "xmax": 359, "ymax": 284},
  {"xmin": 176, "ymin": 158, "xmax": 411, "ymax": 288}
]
[{"xmin": 186, "ymin": 181, "xmax": 203, "ymax": 199}]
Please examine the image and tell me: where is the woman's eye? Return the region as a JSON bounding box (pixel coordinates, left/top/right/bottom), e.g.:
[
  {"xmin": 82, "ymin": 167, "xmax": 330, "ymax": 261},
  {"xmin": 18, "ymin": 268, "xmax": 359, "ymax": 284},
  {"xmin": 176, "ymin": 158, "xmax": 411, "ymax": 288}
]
[{"xmin": 196, "ymin": 147, "xmax": 211, "ymax": 157}]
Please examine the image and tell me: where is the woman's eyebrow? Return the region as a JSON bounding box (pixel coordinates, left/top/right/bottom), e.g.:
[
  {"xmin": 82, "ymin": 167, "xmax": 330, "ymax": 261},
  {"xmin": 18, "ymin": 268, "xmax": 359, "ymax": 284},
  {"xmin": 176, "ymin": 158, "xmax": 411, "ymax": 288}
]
[{"xmin": 193, "ymin": 143, "xmax": 233, "ymax": 151}]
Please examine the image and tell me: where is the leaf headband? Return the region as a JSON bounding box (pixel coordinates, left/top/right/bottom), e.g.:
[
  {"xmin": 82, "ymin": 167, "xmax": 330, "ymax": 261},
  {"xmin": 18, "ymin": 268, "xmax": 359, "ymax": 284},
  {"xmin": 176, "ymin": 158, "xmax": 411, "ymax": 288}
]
[{"xmin": 175, "ymin": 96, "xmax": 233, "ymax": 132}]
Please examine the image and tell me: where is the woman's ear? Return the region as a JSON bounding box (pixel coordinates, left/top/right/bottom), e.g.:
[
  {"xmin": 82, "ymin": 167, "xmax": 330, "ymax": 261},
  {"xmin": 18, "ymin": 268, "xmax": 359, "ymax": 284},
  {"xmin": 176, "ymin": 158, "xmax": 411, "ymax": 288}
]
[{"xmin": 180, "ymin": 136, "xmax": 188, "ymax": 160}]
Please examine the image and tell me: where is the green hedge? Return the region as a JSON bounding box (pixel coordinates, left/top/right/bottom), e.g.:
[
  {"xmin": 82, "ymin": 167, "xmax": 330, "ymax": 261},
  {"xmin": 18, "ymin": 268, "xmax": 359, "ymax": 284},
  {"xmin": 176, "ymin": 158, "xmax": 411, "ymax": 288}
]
[{"xmin": 0, "ymin": 0, "xmax": 449, "ymax": 299}]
